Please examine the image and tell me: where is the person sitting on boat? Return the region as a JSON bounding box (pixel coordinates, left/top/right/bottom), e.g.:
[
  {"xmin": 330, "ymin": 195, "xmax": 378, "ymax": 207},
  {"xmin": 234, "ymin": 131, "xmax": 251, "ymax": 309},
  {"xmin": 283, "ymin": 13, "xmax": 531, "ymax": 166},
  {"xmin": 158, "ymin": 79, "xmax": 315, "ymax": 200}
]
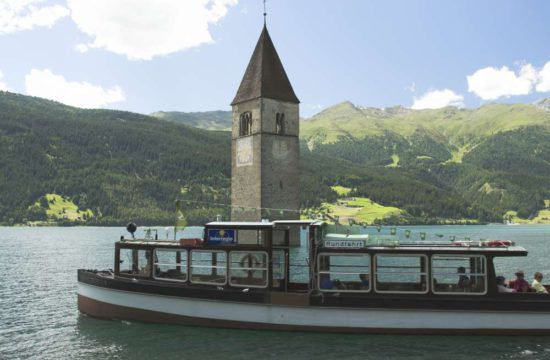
[
  {"xmin": 320, "ymin": 273, "xmax": 335, "ymax": 290},
  {"xmin": 509, "ymin": 270, "xmax": 531, "ymax": 292},
  {"xmin": 531, "ymin": 272, "xmax": 548, "ymax": 294},
  {"xmin": 333, "ymin": 279, "xmax": 346, "ymax": 290},
  {"xmin": 496, "ymin": 276, "xmax": 516, "ymax": 293},
  {"xmin": 457, "ymin": 266, "xmax": 470, "ymax": 288},
  {"xmin": 359, "ymin": 273, "xmax": 370, "ymax": 290},
  {"xmin": 140, "ymin": 254, "xmax": 152, "ymax": 276}
]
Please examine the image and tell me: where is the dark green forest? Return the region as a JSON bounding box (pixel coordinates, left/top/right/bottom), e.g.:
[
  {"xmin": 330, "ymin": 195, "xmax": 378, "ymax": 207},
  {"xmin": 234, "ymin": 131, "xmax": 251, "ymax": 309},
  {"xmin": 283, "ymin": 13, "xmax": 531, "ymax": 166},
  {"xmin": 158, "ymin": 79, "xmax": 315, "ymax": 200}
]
[{"xmin": 0, "ymin": 91, "xmax": 549, "ymax": 226}]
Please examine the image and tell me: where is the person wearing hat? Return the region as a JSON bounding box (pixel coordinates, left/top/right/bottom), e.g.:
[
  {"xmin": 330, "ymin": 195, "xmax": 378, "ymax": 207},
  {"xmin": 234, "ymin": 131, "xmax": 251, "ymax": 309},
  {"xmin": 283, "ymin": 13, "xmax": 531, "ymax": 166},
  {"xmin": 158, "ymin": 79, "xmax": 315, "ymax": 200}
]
[
  {"xmin": 531, "ymin": 272, "xmax": 548, "ymax": 294},
  {"xmin": 509, "ymin": 270, "xmax": 530, "ymax": 292}
]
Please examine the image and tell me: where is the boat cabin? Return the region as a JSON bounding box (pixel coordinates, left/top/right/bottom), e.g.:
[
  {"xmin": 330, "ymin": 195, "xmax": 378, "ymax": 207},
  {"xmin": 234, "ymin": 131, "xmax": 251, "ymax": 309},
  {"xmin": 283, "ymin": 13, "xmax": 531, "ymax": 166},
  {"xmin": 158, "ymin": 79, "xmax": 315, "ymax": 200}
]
[{"xmin": 114, "ymin": 221, "xmax": 530, "ymax": 299}]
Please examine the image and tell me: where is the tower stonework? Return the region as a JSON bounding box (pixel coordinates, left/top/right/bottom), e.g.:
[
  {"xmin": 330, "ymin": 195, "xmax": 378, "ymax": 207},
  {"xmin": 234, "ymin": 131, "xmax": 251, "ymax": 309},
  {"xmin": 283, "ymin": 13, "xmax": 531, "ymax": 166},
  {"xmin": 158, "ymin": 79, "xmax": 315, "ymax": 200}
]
[{"xmin": 231, "ymin": 25, "xmax": 300, "ymax": 222}]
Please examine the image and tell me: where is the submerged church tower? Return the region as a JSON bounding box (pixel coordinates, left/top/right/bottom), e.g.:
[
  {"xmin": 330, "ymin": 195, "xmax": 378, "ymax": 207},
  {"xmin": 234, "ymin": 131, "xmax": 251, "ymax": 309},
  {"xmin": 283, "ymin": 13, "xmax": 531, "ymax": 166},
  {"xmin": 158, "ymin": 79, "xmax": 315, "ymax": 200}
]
[{"xmin": 231, "ymin": 25, "xmax": 300, "ymax": 221}]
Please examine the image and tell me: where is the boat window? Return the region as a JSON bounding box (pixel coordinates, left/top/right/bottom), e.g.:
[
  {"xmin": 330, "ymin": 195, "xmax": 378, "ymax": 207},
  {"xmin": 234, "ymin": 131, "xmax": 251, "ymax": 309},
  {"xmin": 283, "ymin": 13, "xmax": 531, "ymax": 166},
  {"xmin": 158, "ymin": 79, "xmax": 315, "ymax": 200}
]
[
  {"xmin": 228, "ymin": 251, "xmax": 268, "ymax": 288},
  {"xmin": 118, "ymin": 248, "xmax": 151, "ymax": 277},
  {"xmin": 317, "ymin": 254, "xmax": 371, "ymax": 293},
  {"xmin": 374, "ymin": 255, "xmax": 428, "ymax": 294},
  {"xmin": 432, "ymin": 255, "xmax": 487, "ymax": 295},
  {"xmin": 272, "ymin": 250, "xmax": 286, "ymax": 280},
  {"xmin": 273, "ymin": 229, "xmax": 288, "ymax": 246},
  {"xmin": 190, "ymin": 250, "xmax": 227, "ymax": 285},
  {"xmin": 235, "ymin": 229, "xmax": 267, "ymax": 246},
  {"xmin": 153, "ymin": 249, "xmax": 188, "ymax": 282}
]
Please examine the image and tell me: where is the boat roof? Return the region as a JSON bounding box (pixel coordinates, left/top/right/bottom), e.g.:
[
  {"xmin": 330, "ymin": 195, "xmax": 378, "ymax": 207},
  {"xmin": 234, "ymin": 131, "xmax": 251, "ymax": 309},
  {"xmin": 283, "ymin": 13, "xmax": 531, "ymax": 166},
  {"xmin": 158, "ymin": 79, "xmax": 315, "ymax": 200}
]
[
  {"xmin": 117, "ymin": 238, "xmax": 527, "ymax": 256},
  {"xmin": 347, "ymin": 245, "xmax": 528, "ymax": 256},
  {"xmin": 204, "ymin": 220, "xmax": 322, "ymax": 228}
]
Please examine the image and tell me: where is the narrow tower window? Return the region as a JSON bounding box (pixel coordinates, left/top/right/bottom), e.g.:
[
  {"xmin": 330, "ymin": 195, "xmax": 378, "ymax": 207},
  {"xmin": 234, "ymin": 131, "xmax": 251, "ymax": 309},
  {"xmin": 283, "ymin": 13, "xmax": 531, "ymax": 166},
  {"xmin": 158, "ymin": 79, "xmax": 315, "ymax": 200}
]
[
  {"xmin": 276, "ymin": 113, "xmax": 285, "ymax": 135},
  {"xmin": 240, "ymin": 112, "xmax": 252, "ymax": 136}
]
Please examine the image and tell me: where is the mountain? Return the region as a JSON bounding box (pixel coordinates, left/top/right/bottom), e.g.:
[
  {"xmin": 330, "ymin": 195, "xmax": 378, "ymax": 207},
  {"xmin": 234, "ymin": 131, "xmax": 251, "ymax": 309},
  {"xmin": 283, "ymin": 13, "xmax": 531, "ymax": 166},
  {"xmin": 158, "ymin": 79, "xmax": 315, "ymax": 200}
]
[
  {"xmin": 300, "ymin": 101, "xmax": 550, "ymax": 221},
  {"xmin": 0, "ymin": 91, "xmax": 233, "ymax": 225},
  {"xmin": 302, "ymin": 100, "xmax": 550, "ymax": 147},
  {"xmin": 536, "ymin": 98, "xmax": 550, "ymax": 112},
  {"xmin": 150, "ymin": 110, "xmax": 232, "ymax": 131},
  {"xmin": 1, "ymin": 91, "xmax": 549, "ymax": 225},
  {"xmin": 0, "ymin": 91, "xmax": 332, "ymax": 226}
]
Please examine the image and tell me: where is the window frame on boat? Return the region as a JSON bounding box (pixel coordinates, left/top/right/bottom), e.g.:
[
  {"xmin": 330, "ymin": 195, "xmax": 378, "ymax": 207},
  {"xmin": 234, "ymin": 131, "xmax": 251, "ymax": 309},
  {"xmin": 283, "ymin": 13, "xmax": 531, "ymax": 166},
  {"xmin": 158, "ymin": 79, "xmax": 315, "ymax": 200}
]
[
  {"xmin": 118, "ymin": 248, "xmax": 152, "ymax": 278},
  {"xmin": 317, "ymin": 253, "xmax": 371, "ymax": 293},
  {"xmin": 228, "ymin": 250, "xmax": 269, "ymax": 289},
  {"xmin": 431, "ymin": 254, "xmax": 488, "ymax": 296},
  {"xmin": 374, "ymin": 254, "xmax": 429, "ymax": 294},
  {"xmin": 190, "ymin": 250, "xmax": 228, "ymax": 286},
  {"xmin": 153, "ymin": 248, "xmax": 188, "ymax": 283}
]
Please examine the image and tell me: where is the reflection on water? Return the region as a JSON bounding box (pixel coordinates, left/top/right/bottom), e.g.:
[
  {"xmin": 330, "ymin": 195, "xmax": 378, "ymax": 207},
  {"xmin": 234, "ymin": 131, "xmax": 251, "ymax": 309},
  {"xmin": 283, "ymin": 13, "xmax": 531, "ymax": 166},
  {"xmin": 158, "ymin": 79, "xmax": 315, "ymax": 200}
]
[
  {"xmin": 75, "ymin": 315, "xmax": 550, "ymax": 360},
  {"xmin": 1, "ymin": 225, "xmax": 550, "ymax": 359}
]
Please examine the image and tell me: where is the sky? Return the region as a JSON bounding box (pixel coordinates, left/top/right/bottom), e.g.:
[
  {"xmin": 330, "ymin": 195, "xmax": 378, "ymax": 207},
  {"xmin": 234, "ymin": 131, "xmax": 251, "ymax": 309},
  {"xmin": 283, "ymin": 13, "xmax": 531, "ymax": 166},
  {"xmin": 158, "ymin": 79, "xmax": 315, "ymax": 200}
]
[{"xmin": 0, "ymin": 0, "xmax": 549, "ymax": 117}]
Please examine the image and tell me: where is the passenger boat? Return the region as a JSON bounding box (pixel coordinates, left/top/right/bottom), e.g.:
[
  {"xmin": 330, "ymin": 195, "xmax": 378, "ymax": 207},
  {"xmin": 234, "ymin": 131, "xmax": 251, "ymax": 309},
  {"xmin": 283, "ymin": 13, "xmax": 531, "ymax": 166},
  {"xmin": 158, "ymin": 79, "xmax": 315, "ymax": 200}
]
[{"xmin": 77, "ymin": 220, "xmax": 550, "ymax": 334}]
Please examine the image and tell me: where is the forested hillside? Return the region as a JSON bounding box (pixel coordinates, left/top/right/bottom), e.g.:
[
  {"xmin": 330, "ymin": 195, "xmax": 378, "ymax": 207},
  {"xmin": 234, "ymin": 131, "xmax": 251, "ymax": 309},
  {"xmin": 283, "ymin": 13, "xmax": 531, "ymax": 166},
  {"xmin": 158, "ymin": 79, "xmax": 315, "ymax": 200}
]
[
  {"xmin": 301, "ymin": 101, "xmax": 550, "ymax": 222},
  {"xmin": 0, "ymin": 92, "xmax": 233, "ymax": 225},
  {"xmin": 1, "ymin": 91, "xmax": 549, "ymax": 225},
  {"xmin": 0, "ymin": 92, "xmax": 334, "ymax": 225}
]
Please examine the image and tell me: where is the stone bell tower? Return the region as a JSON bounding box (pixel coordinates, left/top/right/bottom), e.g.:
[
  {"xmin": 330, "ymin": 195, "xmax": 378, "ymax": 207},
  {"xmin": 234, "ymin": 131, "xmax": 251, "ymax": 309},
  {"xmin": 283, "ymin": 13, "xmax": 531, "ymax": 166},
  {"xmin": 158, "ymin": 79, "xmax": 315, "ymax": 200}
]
[{"xmin": 230, "ymin": 25, "xmax": 300, "ymax": 221}]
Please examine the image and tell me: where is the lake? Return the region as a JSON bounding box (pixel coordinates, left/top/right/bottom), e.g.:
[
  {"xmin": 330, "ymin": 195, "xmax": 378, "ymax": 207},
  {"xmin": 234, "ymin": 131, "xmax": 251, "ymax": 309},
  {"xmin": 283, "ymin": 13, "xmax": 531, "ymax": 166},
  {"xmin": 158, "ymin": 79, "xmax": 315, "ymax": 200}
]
[{"xmin": 1, "ymin": 225, "xmax": 550, "ymax": 359}]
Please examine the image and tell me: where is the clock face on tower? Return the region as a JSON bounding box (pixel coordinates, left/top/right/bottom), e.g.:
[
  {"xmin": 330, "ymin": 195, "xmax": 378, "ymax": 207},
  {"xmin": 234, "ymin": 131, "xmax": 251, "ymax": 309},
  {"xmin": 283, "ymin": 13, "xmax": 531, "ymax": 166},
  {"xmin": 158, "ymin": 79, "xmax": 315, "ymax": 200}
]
[{"xmin": 236, "ymin": 137, "xmax": 253, "ymax": 167}]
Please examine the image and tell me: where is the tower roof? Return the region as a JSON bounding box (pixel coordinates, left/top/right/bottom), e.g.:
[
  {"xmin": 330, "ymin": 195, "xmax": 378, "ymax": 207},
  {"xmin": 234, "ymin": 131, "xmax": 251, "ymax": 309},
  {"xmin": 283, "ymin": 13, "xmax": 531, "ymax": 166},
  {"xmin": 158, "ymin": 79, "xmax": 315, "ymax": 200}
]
[{"xmin": 231, "ymin": 25, "xmax": 299, "ymax": 105}]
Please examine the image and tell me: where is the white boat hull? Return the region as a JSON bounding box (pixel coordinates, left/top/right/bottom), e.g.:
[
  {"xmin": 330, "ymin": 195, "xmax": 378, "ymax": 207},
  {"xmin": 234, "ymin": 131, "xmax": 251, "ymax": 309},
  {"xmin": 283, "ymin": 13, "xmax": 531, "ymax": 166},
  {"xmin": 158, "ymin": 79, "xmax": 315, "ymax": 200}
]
[{"xmin": 78, "ymin": 282, "xmax": 550, "ymax": 334}]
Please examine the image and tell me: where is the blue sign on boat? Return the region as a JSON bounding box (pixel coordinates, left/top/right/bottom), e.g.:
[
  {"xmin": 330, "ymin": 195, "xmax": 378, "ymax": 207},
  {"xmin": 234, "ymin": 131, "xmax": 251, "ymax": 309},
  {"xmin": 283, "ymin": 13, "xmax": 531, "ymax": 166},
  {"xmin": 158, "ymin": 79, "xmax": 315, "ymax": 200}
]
[{"xmin": 208, "ymin": 229, "xmax": 236, "ymax": 244}]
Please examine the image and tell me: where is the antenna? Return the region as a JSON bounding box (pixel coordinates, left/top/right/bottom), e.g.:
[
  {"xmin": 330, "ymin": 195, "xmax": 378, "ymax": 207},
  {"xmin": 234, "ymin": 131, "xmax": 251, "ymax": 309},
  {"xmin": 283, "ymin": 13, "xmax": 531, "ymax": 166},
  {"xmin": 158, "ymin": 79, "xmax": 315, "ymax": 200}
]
[{"xmin": 263, "ymin": 0, "xmax": 267, "ymax": 24}]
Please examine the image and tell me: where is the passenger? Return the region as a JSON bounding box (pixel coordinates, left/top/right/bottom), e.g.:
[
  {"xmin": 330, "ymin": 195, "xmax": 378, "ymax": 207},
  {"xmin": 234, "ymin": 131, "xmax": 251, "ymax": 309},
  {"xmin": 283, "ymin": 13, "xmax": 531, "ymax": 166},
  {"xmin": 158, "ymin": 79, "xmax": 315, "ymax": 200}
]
[
  {"xmin": 496, "ymin": 276, "xmax": 516, "ymax": 293},
  {"xmin": 140, "ymin": 255, "xmax": 152, "ymax": 276},
  {"xmin": 509, "ymin": 270, "xmax": 530, "ymax": 292},
  {"xmin": 457, "ymin": 266, "xmax": 470, "ymax": 288},
  {"xmin": 333, "ymin": 279, "xmax": 346, "ymax": 290},
  {"xmin": 359, "ymin": 273, "xmax": 370, "ymax": 290},
  {"xmin": 531, "ymin": 272, "xmax": 548, "ymax": 294},
  {"xmin": 320, "ymin": 274, "xmax": 334, "ymax": 290}
]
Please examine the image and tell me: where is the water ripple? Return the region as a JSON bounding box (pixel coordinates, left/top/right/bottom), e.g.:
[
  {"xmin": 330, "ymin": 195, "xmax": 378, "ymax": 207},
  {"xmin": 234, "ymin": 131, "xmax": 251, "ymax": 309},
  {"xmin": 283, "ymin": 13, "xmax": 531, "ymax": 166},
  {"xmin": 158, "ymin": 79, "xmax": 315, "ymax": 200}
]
[{"xmin": 2, "ymin": 226, "xmax": 550, "ymax": 359}]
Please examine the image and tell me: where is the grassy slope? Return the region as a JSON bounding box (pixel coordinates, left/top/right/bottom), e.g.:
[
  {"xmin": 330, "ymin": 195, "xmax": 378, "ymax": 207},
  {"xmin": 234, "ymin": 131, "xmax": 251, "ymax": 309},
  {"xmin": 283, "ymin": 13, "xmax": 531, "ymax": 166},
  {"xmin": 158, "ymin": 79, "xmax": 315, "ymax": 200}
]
[
  {"xmin": 45, "ymin": 194, "xmax": 93, "ymax": 221},
  {"xmin": 320, "ymin": 186, "xmax": 406, "ymax": 224}
]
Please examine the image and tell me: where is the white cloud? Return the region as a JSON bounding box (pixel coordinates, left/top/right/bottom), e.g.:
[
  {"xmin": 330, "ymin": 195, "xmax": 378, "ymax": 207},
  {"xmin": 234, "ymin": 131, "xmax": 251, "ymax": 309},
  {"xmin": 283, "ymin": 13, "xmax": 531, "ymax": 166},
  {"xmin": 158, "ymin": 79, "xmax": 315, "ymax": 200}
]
[
  {"xmin": 0, "ymin": 0, "xmax": 69, "ymax": 34},
  {"xmin": 74, "ymin": 42, "xmax": 88, "ymax": 53},
  {"xmin": 467, "ymin": 64, "xmax": 538, "ymax": 100},
  {"xmin": 0, "ymin": 70, "xmax": 8, "ymax": 90},
  {"xmin": 536, "ymin": 61, "xmax": 550, "ymax": 93},
  {"xmin": 25, "ymin": 69, "xmax": 125, "ymax": 108},
  {"xmin": 67, "ymin": 0, "xmax": 238, "ymax": 60},
  {"xmin": 411, "ymin": 89, "xmax": 464, "ymax": 110}
]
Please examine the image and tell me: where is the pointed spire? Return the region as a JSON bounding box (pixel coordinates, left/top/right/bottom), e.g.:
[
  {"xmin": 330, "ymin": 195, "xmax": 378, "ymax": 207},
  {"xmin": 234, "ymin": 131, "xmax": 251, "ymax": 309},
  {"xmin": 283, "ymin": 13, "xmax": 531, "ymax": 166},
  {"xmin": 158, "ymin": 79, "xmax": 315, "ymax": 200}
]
[{"xmin": 231, "ymin": 25, "xmax": 299, "ymax": 105}]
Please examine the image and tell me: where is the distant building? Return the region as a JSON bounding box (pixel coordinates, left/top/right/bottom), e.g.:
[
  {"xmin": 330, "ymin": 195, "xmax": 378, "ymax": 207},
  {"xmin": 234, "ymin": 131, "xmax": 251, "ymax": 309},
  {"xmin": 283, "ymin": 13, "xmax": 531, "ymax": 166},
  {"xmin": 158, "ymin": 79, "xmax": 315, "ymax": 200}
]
[{"xmin": 230, "ymin": 25, "xmax": 300, "ymax": 221}]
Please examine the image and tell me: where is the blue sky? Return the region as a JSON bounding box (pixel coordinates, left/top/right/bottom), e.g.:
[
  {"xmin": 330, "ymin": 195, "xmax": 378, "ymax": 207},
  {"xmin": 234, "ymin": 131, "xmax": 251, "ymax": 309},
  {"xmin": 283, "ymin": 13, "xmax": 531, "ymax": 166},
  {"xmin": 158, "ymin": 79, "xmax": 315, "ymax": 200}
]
[{"xmin": 0, "ymin": 0, "xmax": 549, "ymax": 117}]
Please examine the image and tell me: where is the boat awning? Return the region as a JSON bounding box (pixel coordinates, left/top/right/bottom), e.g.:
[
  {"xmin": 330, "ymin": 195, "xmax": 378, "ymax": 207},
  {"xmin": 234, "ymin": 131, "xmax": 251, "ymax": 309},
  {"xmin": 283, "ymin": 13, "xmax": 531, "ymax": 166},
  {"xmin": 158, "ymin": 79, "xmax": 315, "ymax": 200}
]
[
  {"xmin": 205, "ymin": 221, "xmax": 274, "ymax": 229},
  {"xmin": 205, "ymin": 220, "xmax": 323, "ymax": 229}
]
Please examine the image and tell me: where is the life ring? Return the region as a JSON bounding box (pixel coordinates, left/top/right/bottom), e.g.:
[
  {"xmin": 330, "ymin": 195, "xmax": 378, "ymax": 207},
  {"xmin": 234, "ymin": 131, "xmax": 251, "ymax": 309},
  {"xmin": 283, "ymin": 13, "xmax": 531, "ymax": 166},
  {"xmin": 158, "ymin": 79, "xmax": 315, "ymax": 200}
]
[{"xmin": 240, "ymin": 254, "xmax": 261, "ymax": 277}]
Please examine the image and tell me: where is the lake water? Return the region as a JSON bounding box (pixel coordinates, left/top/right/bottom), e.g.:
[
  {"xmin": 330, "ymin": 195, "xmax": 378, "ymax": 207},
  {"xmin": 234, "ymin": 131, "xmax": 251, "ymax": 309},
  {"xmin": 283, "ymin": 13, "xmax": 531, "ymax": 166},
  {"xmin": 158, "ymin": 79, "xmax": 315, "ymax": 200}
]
[{"xmin": 1, "ymin": 225, "xmax": 550, "ymax": 359}]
